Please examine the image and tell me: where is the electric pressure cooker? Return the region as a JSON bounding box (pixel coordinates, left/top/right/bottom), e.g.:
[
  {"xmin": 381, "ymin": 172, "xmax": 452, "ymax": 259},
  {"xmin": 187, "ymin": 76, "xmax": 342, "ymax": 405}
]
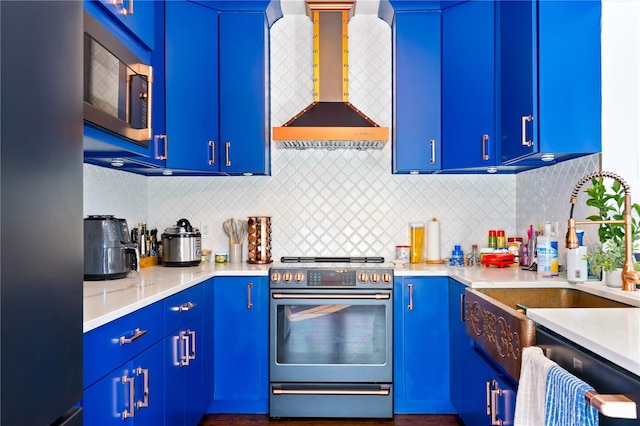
[{"xmin": 161, "ymin": 218, "xmax": 202, "ymax": 266}]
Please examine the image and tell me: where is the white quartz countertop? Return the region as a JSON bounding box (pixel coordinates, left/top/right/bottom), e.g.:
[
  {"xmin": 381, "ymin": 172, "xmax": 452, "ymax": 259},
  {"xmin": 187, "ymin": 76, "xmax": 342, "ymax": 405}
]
[
  {"xmin": 527, "ymin": 308, "xmax": 640, "ymax": 377},
  {"xmin": 83, "ymin": 262, "xmax": 270, "ymax": 332},
  {"xmin": 84, "ymin": 261, "xmax": 640, "ymax": 377}
]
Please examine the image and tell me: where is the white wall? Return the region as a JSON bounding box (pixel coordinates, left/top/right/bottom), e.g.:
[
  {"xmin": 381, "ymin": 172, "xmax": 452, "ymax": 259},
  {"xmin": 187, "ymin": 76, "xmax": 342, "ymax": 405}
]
[{"xmin": 601, "ymin": 0, "xmax": 640, "ymax": 202}]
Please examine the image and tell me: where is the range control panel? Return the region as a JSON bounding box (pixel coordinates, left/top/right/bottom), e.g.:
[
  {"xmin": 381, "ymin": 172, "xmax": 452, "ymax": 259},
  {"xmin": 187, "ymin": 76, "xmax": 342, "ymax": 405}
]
[{"xmin": 269, "ymin": 267, "xmax": 394, "ymax": 289}]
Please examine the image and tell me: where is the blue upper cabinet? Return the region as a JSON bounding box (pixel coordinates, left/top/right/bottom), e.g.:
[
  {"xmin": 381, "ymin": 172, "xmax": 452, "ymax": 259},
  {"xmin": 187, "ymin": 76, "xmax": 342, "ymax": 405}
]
[
  {"xmin": 218, "ymin": 11, "xmax": 271, "ymax": 175},
  {"xmin": 91, "ymin": 0, "xmax": 155, "ymax": 50},
  {"xmin": 391, "ymin": 11, "xmax": 442, "ymax": 174},
  {"xmin": 165, "ymin": 0, "xmax": 220, "ymax": 172},
  {"xmin": 83, "ymin": 0, "xmax": 166, "ymax": 170},
  {"xmin": 499, "ymin": 0, "xmax": 601, "ymax": 166},
  {"xmin": 441, "ymin": 0, "xmax": 498, "ymax": 172},
  {"xmin": 163, "ymin": 2, "xmax": 275, "ymax": 175}
]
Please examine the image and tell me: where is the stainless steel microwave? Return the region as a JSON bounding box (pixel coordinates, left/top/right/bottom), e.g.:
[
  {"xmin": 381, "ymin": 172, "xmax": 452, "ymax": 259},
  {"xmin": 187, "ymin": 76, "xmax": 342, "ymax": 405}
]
[{"xmin": 83, "ymin": 11, "xmax": 152, "ymax": 146}]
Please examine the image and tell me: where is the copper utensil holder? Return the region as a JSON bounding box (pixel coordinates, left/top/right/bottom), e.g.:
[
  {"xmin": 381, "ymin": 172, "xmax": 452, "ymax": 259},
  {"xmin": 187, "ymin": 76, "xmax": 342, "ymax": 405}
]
[{"xmin": 247, "ymin": 216, "xmax": 272, "ymax": 264}]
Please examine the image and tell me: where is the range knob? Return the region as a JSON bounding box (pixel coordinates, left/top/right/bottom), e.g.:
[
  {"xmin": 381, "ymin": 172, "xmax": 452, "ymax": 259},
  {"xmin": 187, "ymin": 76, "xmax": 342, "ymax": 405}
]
[
  {"xmin": 295, "ymin": 272, "xmax": 305, "ymax": 283},
  {"xmin": 283, "ymin": 272, "xmax": 293, "ymax": 283},
  {"xmin": 270, "ymin": 272, "xmax": 281, "ymax": 283},
  {"xmin": 358, "ymin": 272, "xmax": 369, "ymax": 284},
  {"xmin": 370, "ymin": 273, "xmax": 380, "ymax": 284},
  {"xmin": 382, "ymin": 272, "xmax": 392, "ymax": 283}
]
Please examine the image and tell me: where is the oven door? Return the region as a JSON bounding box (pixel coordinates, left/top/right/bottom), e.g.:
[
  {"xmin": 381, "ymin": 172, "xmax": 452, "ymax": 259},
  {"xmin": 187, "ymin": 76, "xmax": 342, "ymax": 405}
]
[{"xmin": 269, "ymin": 289, "xmax": 393, "ymax": 384}]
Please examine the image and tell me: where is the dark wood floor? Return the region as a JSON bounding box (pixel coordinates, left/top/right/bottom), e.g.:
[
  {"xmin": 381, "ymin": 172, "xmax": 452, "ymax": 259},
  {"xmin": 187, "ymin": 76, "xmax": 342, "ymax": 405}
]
[{"xmin": 198, "ymin": 414, "xmax": 465, "ymax": 425}]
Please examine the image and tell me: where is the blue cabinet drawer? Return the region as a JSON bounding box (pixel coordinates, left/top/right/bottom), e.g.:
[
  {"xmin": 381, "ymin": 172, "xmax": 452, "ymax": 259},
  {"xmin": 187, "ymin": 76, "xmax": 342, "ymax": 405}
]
[
  {"xmin": 84, "ymin": 301, "xmax": 164, "ymax": 388},
  {"xmin": 164, "ymin": 284, "xmax": 203, "ymax": 334}
]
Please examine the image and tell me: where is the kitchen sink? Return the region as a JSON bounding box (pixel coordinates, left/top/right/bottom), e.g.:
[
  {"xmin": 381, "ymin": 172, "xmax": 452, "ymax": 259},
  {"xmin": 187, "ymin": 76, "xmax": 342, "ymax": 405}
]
[{"xmin": 464, "ymin": 287, "xmax": 633, "ymax": 381}]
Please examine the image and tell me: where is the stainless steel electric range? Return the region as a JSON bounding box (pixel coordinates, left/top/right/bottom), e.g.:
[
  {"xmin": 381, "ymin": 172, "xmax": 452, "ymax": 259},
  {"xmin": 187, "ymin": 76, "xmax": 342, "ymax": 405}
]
[{"xmin": 268, "ymin": 257, "xmax": 394, "ymax": 419}]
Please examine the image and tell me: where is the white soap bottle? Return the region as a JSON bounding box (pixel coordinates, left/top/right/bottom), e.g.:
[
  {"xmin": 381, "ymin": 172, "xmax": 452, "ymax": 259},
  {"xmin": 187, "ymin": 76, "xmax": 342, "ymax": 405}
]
[
  {"xmin": 566, "ymin": 229, "xmax": 588, "ymax": 283},
  {"xmin": 537, "ymin": 222, "xmax": 552, "ymax": 276}
]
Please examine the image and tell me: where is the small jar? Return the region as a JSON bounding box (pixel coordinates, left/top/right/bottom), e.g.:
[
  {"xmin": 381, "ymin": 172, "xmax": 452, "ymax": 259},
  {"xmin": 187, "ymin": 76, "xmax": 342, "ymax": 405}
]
[
  {"xmin": 496, "ymin": 230, "xmax": 506, "ymax": 249},
  {"xmin": 215, "ymin": 252, "xmax": 228, "ymax": 263},
  {"xmin": 507, "ymin": 238, "xmax": 521, "ymax": 266},
  {"xmin": 395, "ymin": 245, "xmax": 410, "ymax": 261},
  {"xmin": 488, "ymin": 230, "xmax": 497, "ymax": 249}
]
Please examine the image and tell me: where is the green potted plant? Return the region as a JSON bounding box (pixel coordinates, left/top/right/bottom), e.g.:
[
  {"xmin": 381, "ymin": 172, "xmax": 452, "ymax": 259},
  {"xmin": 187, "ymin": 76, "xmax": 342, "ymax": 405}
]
[{"xmin": 584, "ymin": 177, "xmax": 640, "ymax": 286}]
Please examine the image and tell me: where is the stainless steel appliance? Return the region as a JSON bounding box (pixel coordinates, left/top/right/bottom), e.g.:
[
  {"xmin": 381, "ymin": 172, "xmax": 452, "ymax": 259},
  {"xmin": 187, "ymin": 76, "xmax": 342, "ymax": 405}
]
[
  {"xmin": 84, "ymin": 215, "xmax": 137, "ymax": 280},
  {"xmin": 3, "ymin": 2, "xmax": 83, "ymax": 423},
  {"xmin": 536, "ymin": 327, "xmax": 640, "ymax": 425},
  {"xmin": 269, "ymin": 257, "xmax": 393, "ymax": 418},
  {"xmin": 83, "ymin": 11, "xmax": 152, "ymax": 145},
  {"xmin": 161, "ymin": 218, "xmax": 202, "ymax": 266}
]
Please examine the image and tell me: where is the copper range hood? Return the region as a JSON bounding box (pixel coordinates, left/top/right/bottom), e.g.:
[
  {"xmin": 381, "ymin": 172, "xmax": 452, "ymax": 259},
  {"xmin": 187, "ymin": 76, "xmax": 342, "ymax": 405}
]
[{"xmin": 272, "ymin": 1, "xmax": 389, "ymax": 149}]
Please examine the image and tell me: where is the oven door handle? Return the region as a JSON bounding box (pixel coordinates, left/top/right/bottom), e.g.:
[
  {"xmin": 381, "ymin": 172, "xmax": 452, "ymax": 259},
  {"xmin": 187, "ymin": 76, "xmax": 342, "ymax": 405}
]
[
  {"xmin": 272, "ymin": 387, "xmax": 391, "ymax": 396},
  {"xmin": 271, "ymin": 293, "xmax": 390, "ymax": 300}
]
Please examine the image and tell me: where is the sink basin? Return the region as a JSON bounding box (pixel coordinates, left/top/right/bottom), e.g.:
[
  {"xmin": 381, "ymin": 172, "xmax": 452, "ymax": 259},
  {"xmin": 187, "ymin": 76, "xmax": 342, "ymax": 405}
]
[
  {"xmin": 464, "ymin": 287, "xmax": 633, "ymax": 381},
  {"xmin": 476, "ymin": 287, "xmax": 633, "ymax": 311}
]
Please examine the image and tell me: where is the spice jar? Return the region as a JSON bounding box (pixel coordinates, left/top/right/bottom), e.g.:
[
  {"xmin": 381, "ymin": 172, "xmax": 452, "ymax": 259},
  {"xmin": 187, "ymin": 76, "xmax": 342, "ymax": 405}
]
[
  {"xmin": 496, "ymin": 230, "xmax": 506, "ymax": 249},
  {"xmin": 488, "ymin": 230, "xmax": 497, "ymax": 248}
]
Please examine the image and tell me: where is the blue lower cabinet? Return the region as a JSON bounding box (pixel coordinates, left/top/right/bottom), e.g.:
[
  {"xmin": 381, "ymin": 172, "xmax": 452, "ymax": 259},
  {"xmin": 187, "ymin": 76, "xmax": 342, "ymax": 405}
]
[
  {"xmin": 449, "ymin": 278, "xmax": 516, "ymax": 425},
  {"xmin": 394, "ymin": 277, "xmax": 454, "ymax": 413},
  {"xmin": 164, "ymin": 315, "xmax": 204, "ymax": 425},
  {"xmin": 210, "ymin": 277, "xmax": 268, "ymax": 413},
  {"xmin": 84, "ymin": 341, "xmax": 165, "ymax": 425}
]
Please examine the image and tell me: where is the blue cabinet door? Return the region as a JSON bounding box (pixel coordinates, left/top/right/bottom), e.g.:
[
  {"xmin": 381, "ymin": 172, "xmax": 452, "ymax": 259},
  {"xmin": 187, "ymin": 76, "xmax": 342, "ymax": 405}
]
[
  {"xmin": 394, "ymin": 277, "xmax": 454, "ymax": 413},
  {"xmin": 83, "ymin": 341, "xmax": 164, "ymax": 425},
  {"xmin": 392, "ymin": 11, "xmax": 442, "ymax": 173},
  {"xmin": 449, "ymin": 279, "xmax": 516, "ymax": 425},
  {"xmin": 219, "ymin": 12, "xmax": 271, "ymax": 175},
  {"xmin": 90, "ymin": 0, "xmax": 155, "ymax": 50},
  {"xmin": 165, "ymin": 0, "xmax": 220, "ymax": 171},
  {"xmin": 164, "ymin": 316, "xmax": 204, "ymax": 426},
  {"xmin": 499, "ymin": 0, "xmax": 536, "ymax": 164},
  {"xmin": 442, "ymin": 0, "xmax": 498, "ymax": 171},
  {"xmin": 448, "ymin": 279, "xmax": 465, "ymax": 413},
  {"xmin": 163, "ymin": 284, "xmax": 205, "ymax": 425},
  {"xmin": 211, "ymin": 277, "xmax": 268, "ymax": 413},
  {"xmin": 499, "ymin": 0, "xmax": 601, "ymax": 166}
]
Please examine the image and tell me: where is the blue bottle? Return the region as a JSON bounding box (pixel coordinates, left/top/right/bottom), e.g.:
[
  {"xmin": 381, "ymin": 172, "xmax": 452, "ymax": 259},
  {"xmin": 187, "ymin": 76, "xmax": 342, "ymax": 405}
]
[{"xmin": 451, "ymin": 245, "xmax": 464, "ymax": 267}]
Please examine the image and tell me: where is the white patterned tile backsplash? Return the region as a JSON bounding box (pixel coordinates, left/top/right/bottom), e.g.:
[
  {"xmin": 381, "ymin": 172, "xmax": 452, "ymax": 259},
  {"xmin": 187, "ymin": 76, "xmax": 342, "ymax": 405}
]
[{"xmin": 82, "ymin": 7, "xmax": 603, "ymax": 265}]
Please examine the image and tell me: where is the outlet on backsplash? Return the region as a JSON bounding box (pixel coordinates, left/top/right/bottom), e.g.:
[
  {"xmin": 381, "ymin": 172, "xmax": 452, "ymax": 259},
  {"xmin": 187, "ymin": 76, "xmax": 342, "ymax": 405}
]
[{"xmin": 201, "ymin": 222, "xmax": 212, "ymax": 238}]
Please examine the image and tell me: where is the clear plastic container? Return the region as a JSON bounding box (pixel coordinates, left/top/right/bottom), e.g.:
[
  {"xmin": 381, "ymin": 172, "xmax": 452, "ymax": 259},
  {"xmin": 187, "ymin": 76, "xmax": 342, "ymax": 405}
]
[{"xmin": 409, "ymin": 222, "xmax": 425, "ymax": 263}]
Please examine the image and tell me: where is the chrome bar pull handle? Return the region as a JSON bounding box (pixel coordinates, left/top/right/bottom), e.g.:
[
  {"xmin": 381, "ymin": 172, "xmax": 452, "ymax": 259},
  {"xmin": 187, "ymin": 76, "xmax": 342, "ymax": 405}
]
[
  {"xmin": 271, "ymin": 293, "xmax": 390, "ymax": 300},
  {"xmin": 460, "ymin": 293, "xmax": 466, "ymax": 322},
  {"xmin": 408, "ymin": 284, "xmax": 414, "ymax": 311},
  {"xmin": 247, "ymin": 283, "xmax": 254, "ymax": 309},
  {"xmin": 120, "ymin": 328, "xmax": 147, "ymax": 345},
  {"xmin": 208, "ymin": 141, "xmax": 215, "ymax": 166},
  {"xmin": 482, "ymin": 134, "xmax": 489, "ymax": 160},
  {"xmin": 155, "ymin": 134, "xmax": 168, "ymax": 160},
  {"xmin": 585, "ymin": 390, "xmax": 638, "ymax": 419},
  {"xmin": 225, "ymin": 142, "xmax": 231, "ymax": 167},
  {"xmin": 179, "ymin": 301, "xmax": 196, "ymax": 312},
  {"xmin": 187, "ymin": 329, "xmax": 196, "ymax": 361},
  {"xmin": 429, "ymin": 140, "xmax": 436, "ymax": 164},
  {"xmin": 121, "ymin": 374, "xmax": 136, "ymax": 419},
  {"xmin": 490, "ymin": 380, "xmax": 504, "ymax": 426},
  {"xmin": 179, "ymin": 331, "xmax": 189, "ymax": 366},
  {"xmin": 521, "ymin": 115, "xmax": 533, "ymax": 147},
  {"xmin": 135, "ymin": 367, "xmax": 149, "ymax": 409},
  {"xmin": 486, "ymin": 380, "xmax": 492, "ymax": 415}
]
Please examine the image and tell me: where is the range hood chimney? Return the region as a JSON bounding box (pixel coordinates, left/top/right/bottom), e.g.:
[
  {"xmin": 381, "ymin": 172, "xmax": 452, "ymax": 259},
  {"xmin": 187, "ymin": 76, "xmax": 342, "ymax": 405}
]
[{"xmin": 272, "ymin": 1, "xmax": 389, "ymax": 149}]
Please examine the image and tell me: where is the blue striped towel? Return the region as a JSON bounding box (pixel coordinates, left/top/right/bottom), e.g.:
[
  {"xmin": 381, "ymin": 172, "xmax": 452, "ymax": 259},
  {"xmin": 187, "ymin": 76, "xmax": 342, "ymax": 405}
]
[{"xmin": 544, "ymin": 364, "xmax": 599, "ymax": 426}]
